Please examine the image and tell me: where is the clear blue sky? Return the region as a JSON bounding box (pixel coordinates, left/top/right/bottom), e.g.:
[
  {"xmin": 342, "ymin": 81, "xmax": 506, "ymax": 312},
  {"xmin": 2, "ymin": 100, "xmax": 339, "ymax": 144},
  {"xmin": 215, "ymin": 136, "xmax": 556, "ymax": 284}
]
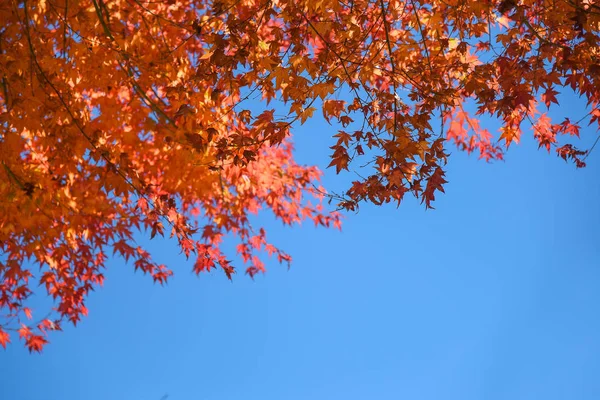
[{"xmin": 2, "ymin": 99, "xmax": 600, "ymax": 400}]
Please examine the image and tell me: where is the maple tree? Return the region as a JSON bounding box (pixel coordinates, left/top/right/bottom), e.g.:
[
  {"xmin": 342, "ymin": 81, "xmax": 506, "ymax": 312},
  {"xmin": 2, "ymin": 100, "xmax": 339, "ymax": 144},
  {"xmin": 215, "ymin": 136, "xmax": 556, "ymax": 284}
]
[{"xmin": 1, "ymin": 0, "xmax": 598, "ymax": 352}]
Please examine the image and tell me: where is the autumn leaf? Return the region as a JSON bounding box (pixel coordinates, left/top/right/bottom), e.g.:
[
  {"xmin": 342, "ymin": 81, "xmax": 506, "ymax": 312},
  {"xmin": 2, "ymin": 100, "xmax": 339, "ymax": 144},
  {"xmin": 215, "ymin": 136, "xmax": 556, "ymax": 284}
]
[
  {"xmin": 499, "ymin": 126, "xmax": 521, "ymax": 147},
  {"xmin": 0, "ymin": 328, "xmax": 10, "ymax": 349},
  {"xmin": 542, "ymin": 88, "xmax": 560, "ymax": 108},
  {"xmin": 422, "ymin": 168, "xmax": 448, "ymax": 209},
  {"xmin": 25, "ymin": 335, "xmax": 48, "ymax": 354},
  {"xmin": 150, "ymin": 222, "xmax": 165, "ymax": 240}
]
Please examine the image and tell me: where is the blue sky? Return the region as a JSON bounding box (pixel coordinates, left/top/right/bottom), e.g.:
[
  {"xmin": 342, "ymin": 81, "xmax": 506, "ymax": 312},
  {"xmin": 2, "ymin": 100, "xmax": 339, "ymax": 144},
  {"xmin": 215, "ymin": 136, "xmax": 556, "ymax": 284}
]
[{"xmin": 2, "ymin": 101, "xmax": 600, "ymax": 399}]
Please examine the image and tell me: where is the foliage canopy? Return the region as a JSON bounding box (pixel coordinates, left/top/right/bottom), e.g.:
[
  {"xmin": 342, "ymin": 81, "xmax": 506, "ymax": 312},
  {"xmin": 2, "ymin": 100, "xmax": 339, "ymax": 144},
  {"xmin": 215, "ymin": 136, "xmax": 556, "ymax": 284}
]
[{"xmin": 0, "ymin": 0, "xmax": 598, "ymax": 351}]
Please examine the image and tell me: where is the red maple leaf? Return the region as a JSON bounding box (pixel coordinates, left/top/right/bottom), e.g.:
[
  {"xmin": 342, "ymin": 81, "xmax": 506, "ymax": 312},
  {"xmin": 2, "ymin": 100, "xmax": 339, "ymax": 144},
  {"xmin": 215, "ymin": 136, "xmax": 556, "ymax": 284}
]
[
  {"xmin": 422, "ymin": 168, "xmax": 448, "ymax": 209},
  {"xmin": 25, "ymin": 334, "xmax": 48, "ymax": 353},
  {"xmin": 0, "ymin": 328, "xmax": 10, "ymax": 349}
]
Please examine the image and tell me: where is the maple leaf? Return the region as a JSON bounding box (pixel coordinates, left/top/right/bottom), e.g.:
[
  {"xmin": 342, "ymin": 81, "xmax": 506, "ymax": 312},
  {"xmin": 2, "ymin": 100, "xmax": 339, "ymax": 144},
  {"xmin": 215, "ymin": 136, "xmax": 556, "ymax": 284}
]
[
  {"xmin": 422, "ymin": 168, "xmax": 448, "ymax": 210},
  {"xmin": 25, "ymin": 334, "xmax": 48, "ymax": 354},
  {"xmin": 533, "ymin": 114, "xmax": 557, "ymax": 151},
  {"xmin": 18, "ymin": 326, "xmax": 31, "ymax": 340},
  {"xmin": 113, "ymin": 240, "xmax": 136, "ymax": 262},
  {"xmin": 328, "ymin": 146, "xmax": 350, "ymax": 174},
  {"xmin": 150, "ymin": 222, "xmax": 165, "ymax": 240},
  {"xmin": 221, "ymin": 262, "xmax": 236, "ymax": 280},
  {"xmin": 542, "ymin": 88, "xmax": 560, "ymax": 108},
  {"xmin": 499, "ymin": 126, "xmax": 521, "ymax": 147},
  {"xmin": 0, "ymin": 328, "xmax": 10, "ymax": 349}
]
